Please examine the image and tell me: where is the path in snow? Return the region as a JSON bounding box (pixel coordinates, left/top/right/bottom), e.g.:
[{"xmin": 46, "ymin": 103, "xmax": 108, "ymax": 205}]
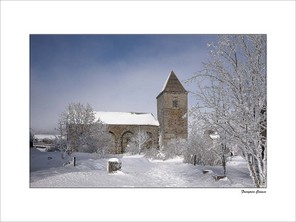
[{"xmin": 30, "ymin": 149, "xmax": 254, "ymax": 188}]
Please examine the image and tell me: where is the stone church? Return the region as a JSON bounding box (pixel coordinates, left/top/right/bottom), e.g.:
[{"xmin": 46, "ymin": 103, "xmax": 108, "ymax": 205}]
[{"xmin": 95, "ymin": 71, "xmax": 188, "ymax": 154}]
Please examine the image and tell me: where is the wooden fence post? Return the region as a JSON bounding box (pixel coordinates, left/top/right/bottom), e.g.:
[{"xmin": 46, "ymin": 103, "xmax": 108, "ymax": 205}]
[{"xmin": 193, "ymin": 155, "xmax": 197, "ymax": 166}]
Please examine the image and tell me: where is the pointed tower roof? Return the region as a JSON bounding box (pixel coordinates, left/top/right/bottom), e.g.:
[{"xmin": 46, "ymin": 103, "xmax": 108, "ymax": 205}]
[{"xmin": 157, "ymin": 71, "xmax": 187, "ymax": 98}]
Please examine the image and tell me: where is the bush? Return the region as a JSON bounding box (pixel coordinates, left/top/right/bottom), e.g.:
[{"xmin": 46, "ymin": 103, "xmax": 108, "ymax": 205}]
[
  {"xmin": 143, "ymin": 147, "xmax": 164, "ymax": 160},
  {"xmin": 46, "ymin": 146, "xmax": 61, "ymax": 152},
  {"xmin": 161, "ymin": 139, "xmax": 187, "ymax": 160}
]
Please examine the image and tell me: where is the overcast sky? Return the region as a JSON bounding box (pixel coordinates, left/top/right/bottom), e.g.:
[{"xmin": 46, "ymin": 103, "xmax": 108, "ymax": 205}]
[{"xmin": 30, "ymin": 34, "xmax": 217, "ymax": 132}]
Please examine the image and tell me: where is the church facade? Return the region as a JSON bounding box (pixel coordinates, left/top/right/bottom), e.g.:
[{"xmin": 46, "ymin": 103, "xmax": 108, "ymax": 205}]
[
  {"xmin": 95, "ymin": 112, "xmax": 159, "ymax": 154},
  {"xmin": 96, "ymin": 71, "xmax": 188, "ymax": 153}
]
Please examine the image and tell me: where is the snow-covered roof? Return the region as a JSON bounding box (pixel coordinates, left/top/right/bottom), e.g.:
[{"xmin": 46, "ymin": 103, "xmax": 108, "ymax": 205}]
[
  {"xmin": 34, "ymin": 134, "xmax": 57, "ymax": 140},
  {"xmin": 160, "ymin": 71, "xmax": 172, "ymax": 92},
  {"xmin": 108, "ymin": 158, "xmax": 121, "ymax": 163},
  {"xmin": 95, "ymin": 111, "xmax": 159, "ymax": 126}
]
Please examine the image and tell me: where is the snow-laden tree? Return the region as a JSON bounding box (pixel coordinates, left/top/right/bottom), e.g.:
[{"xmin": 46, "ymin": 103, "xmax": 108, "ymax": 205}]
[
  {"xmin": 129, "ymin": 128, "xmax": 150, "ymax": 154},
  {"xmin": 85, "ymin": 122, "xmax": 113, "ymax": 156},
  {"xmin": 184, "ymin": 122, "xmax": 223, "ymax": 167},
  {"xmin": 188, "ymin": 35, "xmax": 267, "ymax": 187},
  {"xmin": 56, "ymin": 102, "xmax": 112, "ymax": 155}
]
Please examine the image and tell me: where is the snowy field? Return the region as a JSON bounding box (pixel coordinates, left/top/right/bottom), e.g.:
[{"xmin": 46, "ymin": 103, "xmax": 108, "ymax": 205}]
[{"xmin": 30, "ymin": 148, "xmax": 254, "ymax": 188}]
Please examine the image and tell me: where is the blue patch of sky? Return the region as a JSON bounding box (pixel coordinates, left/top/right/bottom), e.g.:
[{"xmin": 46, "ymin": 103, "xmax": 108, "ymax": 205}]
[
  {"xmin": 30, "ymin": 34, "xmax": 217, "ymax": 132},
  {"xmin": 31, "ymin": 34, "xmax": 215, "ymax": 73}
]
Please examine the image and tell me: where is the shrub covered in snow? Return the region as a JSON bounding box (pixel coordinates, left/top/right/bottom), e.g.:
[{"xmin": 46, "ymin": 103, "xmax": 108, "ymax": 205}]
[
  {"xmin": 162, "ymin": 138, "xmax": 187, "ymax": 160},
  {"xmin": 143, "ymin": 147, "xmax": 165, "ymax": 160},
  {"xmin": 182, "ymin": 127, "xmax": 224, "ymax": 166}
]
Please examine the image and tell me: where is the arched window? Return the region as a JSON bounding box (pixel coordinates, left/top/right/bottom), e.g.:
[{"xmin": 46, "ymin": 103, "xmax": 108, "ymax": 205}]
[{"xmin": 121, "ymin": 131, "xmax": 133, "ymax": 153}]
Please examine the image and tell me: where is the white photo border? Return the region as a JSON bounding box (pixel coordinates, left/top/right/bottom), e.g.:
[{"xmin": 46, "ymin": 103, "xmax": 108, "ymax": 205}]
[{"xmin": 1, "ymin": 1, "xmax": 295, "ymax": 221}]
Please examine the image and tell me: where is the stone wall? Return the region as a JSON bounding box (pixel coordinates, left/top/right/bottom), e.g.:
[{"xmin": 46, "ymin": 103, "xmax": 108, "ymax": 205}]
[
  {"xmin": 107, "ymin": 124, "xmax": 159, "ymax": 154},
  {"xmin": 157, "ymin": 92, "xmax": 188, "ymax": 146}
]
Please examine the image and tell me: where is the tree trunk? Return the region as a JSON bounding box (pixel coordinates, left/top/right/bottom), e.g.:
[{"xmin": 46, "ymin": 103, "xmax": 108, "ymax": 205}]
[
  {"xmin": 246, "ymin": 154, "xmax": 260, "ymax": 188},
  {"xmin": 222, "ymin": 154, "xmax": 226, "ymax": 175}
]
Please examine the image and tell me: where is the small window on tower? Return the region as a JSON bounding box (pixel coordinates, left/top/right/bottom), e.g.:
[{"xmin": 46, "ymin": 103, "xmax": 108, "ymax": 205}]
[{"xmin": 173, "ymin": 99, "xmax": 178, "ymax": 108}]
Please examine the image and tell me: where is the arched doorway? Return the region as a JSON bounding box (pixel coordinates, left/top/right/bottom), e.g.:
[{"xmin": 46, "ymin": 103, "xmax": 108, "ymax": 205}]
[{"xmin": 121, "ymin": 131, "xmax": 133, "ymax": 153}]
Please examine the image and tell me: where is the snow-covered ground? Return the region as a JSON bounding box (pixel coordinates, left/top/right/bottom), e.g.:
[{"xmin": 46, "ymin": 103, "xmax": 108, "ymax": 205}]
[{"xmin": 30, "ymin": 148, "xmax": 254, "ymax": 188}]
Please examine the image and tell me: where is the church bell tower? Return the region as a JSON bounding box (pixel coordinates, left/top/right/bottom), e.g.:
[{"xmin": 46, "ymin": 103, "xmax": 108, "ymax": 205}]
[{"xmin": 156, "ymin": 71, "xmax": 188, "ymax": 147}]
